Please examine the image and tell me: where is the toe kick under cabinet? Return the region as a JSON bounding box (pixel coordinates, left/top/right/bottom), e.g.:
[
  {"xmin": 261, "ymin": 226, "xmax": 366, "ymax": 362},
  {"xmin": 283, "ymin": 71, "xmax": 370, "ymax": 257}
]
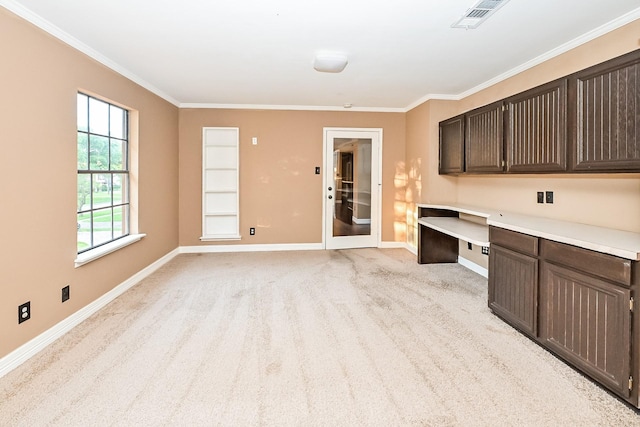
[{"xmin": 488, "ymin": 226, "xmax": 640, "ymax": 406}]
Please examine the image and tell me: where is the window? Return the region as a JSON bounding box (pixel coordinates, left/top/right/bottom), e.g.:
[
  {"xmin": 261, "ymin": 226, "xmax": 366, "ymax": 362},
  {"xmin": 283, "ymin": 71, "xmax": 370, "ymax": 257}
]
[{"xmin": 76, "ymin": 93, "xmax": 130, "ymax": 253}]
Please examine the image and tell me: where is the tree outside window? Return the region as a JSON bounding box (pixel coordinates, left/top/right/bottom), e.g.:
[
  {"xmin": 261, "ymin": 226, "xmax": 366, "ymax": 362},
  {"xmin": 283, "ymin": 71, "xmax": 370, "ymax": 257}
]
[{"xmin": 77, "ymin": 93, "xmax": 129, "ymax": 253}]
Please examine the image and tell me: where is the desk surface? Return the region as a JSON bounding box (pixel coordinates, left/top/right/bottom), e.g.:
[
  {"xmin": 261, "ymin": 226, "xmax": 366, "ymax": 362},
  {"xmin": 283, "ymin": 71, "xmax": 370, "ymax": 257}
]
[
  {"xmin": 417, "ymin": 217, "xmax": 489, "ymax": 246},
  {"xmin": 418, "ymin": 203, "xmax": 640, "ymax": 261}
]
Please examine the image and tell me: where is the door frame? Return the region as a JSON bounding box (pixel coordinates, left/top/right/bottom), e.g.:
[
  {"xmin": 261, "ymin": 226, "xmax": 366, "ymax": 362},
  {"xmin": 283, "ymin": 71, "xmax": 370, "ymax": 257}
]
[{"xmin": 322, "ymin": 127, "xmax": 383, "ymax": 249}]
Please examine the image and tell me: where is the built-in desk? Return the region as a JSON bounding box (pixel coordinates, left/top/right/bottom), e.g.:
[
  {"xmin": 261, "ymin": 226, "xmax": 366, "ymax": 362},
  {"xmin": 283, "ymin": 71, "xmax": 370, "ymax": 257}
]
[
  {"xmin": 417, "ymin": 204, "xmax": 494, "ymax": 264},
  {"xmin": 417, "ymin": 203, "xmax": 640, "ymax": 263}
]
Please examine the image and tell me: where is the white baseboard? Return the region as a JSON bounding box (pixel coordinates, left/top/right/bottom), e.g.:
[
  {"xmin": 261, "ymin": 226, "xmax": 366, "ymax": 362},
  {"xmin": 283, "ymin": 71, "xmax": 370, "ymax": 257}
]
[
  {"xmin": 0, "ymin": 248, "xmax": 180, "ymax": 379},
  {"xmin": 379, "ymin": 241, "xmax": 415, "ymax": 253},
  {"xmin": 180, "ymin": 243, "xmax": 324, "ymax": 254},
  {"xmin": 458, "ymin": 256, "xmax": 489, "ymax": 278}
]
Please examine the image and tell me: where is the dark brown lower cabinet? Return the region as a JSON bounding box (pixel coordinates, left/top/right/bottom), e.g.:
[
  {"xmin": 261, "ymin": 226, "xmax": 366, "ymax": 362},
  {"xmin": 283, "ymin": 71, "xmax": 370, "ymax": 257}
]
[
  {"xmin": 539, "ymin": 261, "xmax": 631, "ymax": 398},
  {"xmin": 488, "ymin": 226, "xmax": 638, "ymax": 406},
  {"xmin": 489, "ymin": 245, "xmax": 538, "ymax": 337}
]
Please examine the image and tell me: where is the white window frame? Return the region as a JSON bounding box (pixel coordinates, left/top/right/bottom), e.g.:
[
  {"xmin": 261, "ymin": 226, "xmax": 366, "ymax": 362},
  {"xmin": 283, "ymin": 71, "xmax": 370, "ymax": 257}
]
[{"xmin": 75, "ymin": 92, "xmax": 144, "ymax": 267}]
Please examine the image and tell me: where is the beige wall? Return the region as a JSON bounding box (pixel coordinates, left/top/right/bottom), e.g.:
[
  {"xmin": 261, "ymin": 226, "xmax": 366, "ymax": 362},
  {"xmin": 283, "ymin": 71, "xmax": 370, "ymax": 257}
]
[
  {"xmin": 179, "ymin": 109, "xmax": 406, "ymax": 246},
  {"xmin": 406, "ymin": 20, "xmax": 640, "ymax": 269},
  {"xmin": 0, "ymin": 10, "xmax": 179, "ymax": 358}
]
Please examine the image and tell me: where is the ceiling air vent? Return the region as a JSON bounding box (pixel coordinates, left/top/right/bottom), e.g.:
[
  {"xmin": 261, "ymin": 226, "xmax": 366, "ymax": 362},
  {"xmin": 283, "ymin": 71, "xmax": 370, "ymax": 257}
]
[{"xmin": 452, "ymin": 0, "xmax": 510, "ymax": 29}]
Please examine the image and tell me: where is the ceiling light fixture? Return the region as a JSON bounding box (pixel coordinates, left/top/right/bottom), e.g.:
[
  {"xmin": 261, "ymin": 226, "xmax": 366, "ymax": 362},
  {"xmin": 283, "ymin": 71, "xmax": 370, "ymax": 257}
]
[
  {"xmin": 313, "ymin": 52, "xmax": 348, "ymax": 73},
  {"xmin": 452, "ymin": 0, "xmax": 510, "ymax": 29}
]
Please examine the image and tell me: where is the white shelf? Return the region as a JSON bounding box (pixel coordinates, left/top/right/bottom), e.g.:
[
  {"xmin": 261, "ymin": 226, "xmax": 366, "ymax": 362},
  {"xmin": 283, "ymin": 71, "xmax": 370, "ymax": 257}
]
[{"xmin": 418, "ymin": 217, "xmax": 489, "ymax": 246}]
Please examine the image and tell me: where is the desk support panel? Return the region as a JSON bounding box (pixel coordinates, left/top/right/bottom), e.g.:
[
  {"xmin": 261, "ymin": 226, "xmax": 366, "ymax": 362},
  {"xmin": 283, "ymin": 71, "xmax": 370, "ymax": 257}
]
[{"xmin": 418, "ymin": 208, "xmax": 459, "ymax": 264}]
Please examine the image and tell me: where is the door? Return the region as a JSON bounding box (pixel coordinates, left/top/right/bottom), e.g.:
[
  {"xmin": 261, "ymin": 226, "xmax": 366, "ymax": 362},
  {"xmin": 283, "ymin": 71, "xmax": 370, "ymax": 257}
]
[{"xmin": 323, "ymin": 128, "xmax": 380, "ymax": 249}]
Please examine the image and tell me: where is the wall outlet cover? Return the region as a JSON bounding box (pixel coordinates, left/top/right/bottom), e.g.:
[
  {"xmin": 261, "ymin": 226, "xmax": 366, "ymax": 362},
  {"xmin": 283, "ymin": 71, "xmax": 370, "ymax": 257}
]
[{"xmin": 18, "ymin": 301, "xmax": 31, "ymax": 324}]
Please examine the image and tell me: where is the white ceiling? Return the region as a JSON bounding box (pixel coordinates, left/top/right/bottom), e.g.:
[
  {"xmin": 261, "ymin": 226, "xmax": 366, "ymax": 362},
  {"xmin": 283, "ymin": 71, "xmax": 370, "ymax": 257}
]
[{"xmin": 3, "ymin": 0, "xmax": 640, "ymax": 111}]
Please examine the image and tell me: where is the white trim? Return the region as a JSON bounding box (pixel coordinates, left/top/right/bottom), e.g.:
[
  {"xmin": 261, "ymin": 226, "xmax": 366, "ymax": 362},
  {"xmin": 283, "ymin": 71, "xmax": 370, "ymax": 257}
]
[
  {"xmin": 3, "ymin": 0, "xmax": 637, "ymax": 113},
  {"xmin": 404, "ymin": 93, "xmax": 464, "ymax": 112},
  {"xmin": 352, "ymin": 217, "xmax": 371, "ymax": 225},
  {"xmin": 458, "ymin": 256, "xmax": 489, "ymax": 278},
  {"xmin": 75, "ymin": 234, "xmax": 146, "ymax": 267},
  {"xmin": 200, "ymin": 236, "xmax": 242, "ymax": 241},
  {"xmin": 405, "ymin": 8, "xmax": 640, "ymax": 112},
  {"xmin": 379, "ymin": 241, "xmax": 414, "ymax": 252},
  {"xmin": 0, "ymin": 1, "xmax": 180, "ymax": 107},
  {"xmin": 180, "ymin": 103, "xmax": 405, "ymax": 113},
  {"xmin": 323, "ymin": 128, "xmax": 383, "ymax": 250},
  {"xmin": 180, "ymin": 243, "xmax": 324, "ymax": 254},
  {"xmin": 0, "ymin": 248, "xmax": 180, "ymax": 379}
]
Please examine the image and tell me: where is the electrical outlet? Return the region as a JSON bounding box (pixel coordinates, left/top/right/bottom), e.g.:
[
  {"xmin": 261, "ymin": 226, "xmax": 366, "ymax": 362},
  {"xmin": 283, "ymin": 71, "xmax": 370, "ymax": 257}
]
[
  {"xmin": 250, "ymin": 227, "xmax": 255, "ymax": 235},
  {"xmin": 62, "ymin": 285, "xmax": 70, "ymax": 302},
  {"xmin": 537, "ymin": 192, "xmax": 544, "ymax": 204},
  {"xmin": 467, "ymin": 242, "xmax": 472, "ymax": 250},
  {"xmin": 482, "ymin": 246, "xmax": 490, "ymax": 255},
  {"xmin": 545, "ymin": 191, "xmax": 554, "ymax": 204},
  {"xmin": 315, "ymin": 167, "xmax": 320, "ymax": 175},
  {"xmin": 18, "ymin": 301, "xmax": 30, "ymax": 324}
]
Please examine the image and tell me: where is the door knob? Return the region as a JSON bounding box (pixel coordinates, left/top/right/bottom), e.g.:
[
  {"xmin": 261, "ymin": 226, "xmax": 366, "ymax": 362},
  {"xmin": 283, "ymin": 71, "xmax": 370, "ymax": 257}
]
[
  {"xmin": 328, "ymin": 187, "xmax": 332, "ymax": 191},
  {"xmin": 328, "ymin": 195, "xmax": 333, "ymax": 199}
]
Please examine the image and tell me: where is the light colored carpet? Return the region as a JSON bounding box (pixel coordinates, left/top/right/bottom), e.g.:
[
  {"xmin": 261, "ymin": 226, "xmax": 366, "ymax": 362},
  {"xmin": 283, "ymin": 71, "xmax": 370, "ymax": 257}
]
[{"xmin": 0, "ymin": 248, "xmax": 638, "ymax": 426}]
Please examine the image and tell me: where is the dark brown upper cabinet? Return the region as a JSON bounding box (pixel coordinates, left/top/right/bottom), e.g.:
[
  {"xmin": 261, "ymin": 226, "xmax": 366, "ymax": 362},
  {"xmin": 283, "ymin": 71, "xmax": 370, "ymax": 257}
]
[
  {"xmin": 505, "ymin": 79, "xmax": 567, "ymax": 173},
  {"xmin": 438, "ymin": 115, "xmax": 465, "ymax": 174},
  {"xmin": 570, "ymin": 49, "xmax": 640, "ymax": 172},
  {"xmin": 438, "ymin": 49, "xmax": 640, "ymax": 175},
  {"xmin": 465, "ymin": 101, "xmax": 504, "ymax": 173}
]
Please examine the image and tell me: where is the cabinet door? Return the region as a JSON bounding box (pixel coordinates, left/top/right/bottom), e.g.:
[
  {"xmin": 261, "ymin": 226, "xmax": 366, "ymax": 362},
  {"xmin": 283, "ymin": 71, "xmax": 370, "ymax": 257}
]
[
  {"xmin": 539, "ymin": 261, "xmax": 631, "ymax": 398},
  {"xmin": 488, "ymin": 245, "xmax": 538, "ymax": 337},
  {"xmin": 571, "ymin": 49, "xmax": 640, "ymax": 172},
  {"xmin": 465, "ymin": 101, "xmax": 504, "ymax": 173},
  {"xmin": 439, "ymin": 115, "xmax": 464, "ymax": 174},
  {"xmin": 505, "ymin": 79, "xmax": 567, "ymax": 172}
]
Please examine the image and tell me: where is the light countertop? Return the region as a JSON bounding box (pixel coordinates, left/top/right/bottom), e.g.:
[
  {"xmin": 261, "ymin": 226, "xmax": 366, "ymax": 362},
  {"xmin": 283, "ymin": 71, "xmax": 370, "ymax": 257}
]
[{"xmin": 417, "ymin": 203, "xmax": 640, "ymax": 261}]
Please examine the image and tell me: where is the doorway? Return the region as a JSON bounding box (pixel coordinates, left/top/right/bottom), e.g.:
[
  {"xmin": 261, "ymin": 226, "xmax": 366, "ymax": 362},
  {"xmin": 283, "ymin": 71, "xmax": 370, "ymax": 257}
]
[{"xmin": 323, "ymin": 128, "xmax": 381, "ymax": 249}]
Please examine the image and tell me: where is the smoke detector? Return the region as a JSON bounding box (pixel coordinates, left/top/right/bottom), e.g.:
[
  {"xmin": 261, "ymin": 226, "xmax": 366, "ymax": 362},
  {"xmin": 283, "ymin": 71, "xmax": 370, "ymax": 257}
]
[{"xmin": 452, "ymin": 0, "xmax": 511, "ymax": 29}]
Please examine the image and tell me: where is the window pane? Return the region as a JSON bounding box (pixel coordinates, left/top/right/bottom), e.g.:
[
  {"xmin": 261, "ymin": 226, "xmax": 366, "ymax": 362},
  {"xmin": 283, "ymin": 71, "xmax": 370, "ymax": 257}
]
[
  {"xmin": 113, "ymin": 205, "xmax": 128, "ymax": 238},
  {"xmin": 77, "ymin": 212, "xmax": 91, "ymax": 252},
  {"xmin": 110, "ymin": 105, "xmax": 125, "ymax": 139},
  {"xmin": 77, "ymin": 93, "xmax": 88, "ymax": 132},
  {"xmin": 112, "ymin": 173, "xmax": 128, "ymax": 205},
  {"xmin": 77, "ymin": 173, "xmax": 91, "ymax": 212},
  {"xmin": 92, "ymin": 208, "xmax": 113, "ymax": 247},
  {"xmin": 77, "ymin": 132, "xmax": 89, "ymax": 170},
  {"xmin": 89, "ymin": 135, "xmax": 109, "ymax": 170},
  {"xmin": 110, "ymin": 138, "xmax": 124, "ymax": 170},
  {"xmin": 89, "ymin": 97, "xmax": 109, "ymax": 135},
  {"xmin": 77, "ymin": 93, "xmax": 130, "ymax": 254},
  {"xmin": 92, "ymin": 174, "xmax": 112, "ymax": 209}
]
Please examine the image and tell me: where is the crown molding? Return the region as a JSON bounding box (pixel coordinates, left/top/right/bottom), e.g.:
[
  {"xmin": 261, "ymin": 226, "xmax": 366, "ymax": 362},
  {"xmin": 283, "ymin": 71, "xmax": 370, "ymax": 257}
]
[
  {"xmin": 453, "ymin": 7, "xmax": 640, "ymax": 102},
  {"xmin": 179, "ymin": 102, "xmax": 406, "ymax": 113},
  {"xmin": 3, "ymin": 1, "xmax": 638, "ymax": 113},
  {"xmin": 1, "ymin": 0, "xmax": 180, "ymax": 107}
]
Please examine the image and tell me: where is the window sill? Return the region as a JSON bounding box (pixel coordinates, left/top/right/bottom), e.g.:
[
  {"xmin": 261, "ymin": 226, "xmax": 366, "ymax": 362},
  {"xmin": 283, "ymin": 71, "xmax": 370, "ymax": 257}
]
[{"xmin": 75, "ymin": 234, "xmax": 146, "ymax": 268}]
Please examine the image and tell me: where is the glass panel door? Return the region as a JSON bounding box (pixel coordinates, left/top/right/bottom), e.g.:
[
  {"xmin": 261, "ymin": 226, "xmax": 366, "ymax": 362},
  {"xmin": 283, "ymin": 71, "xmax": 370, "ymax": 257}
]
[{"xmin": 324, "ymin": 129, "xmax": 379, "ymax": 249}]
